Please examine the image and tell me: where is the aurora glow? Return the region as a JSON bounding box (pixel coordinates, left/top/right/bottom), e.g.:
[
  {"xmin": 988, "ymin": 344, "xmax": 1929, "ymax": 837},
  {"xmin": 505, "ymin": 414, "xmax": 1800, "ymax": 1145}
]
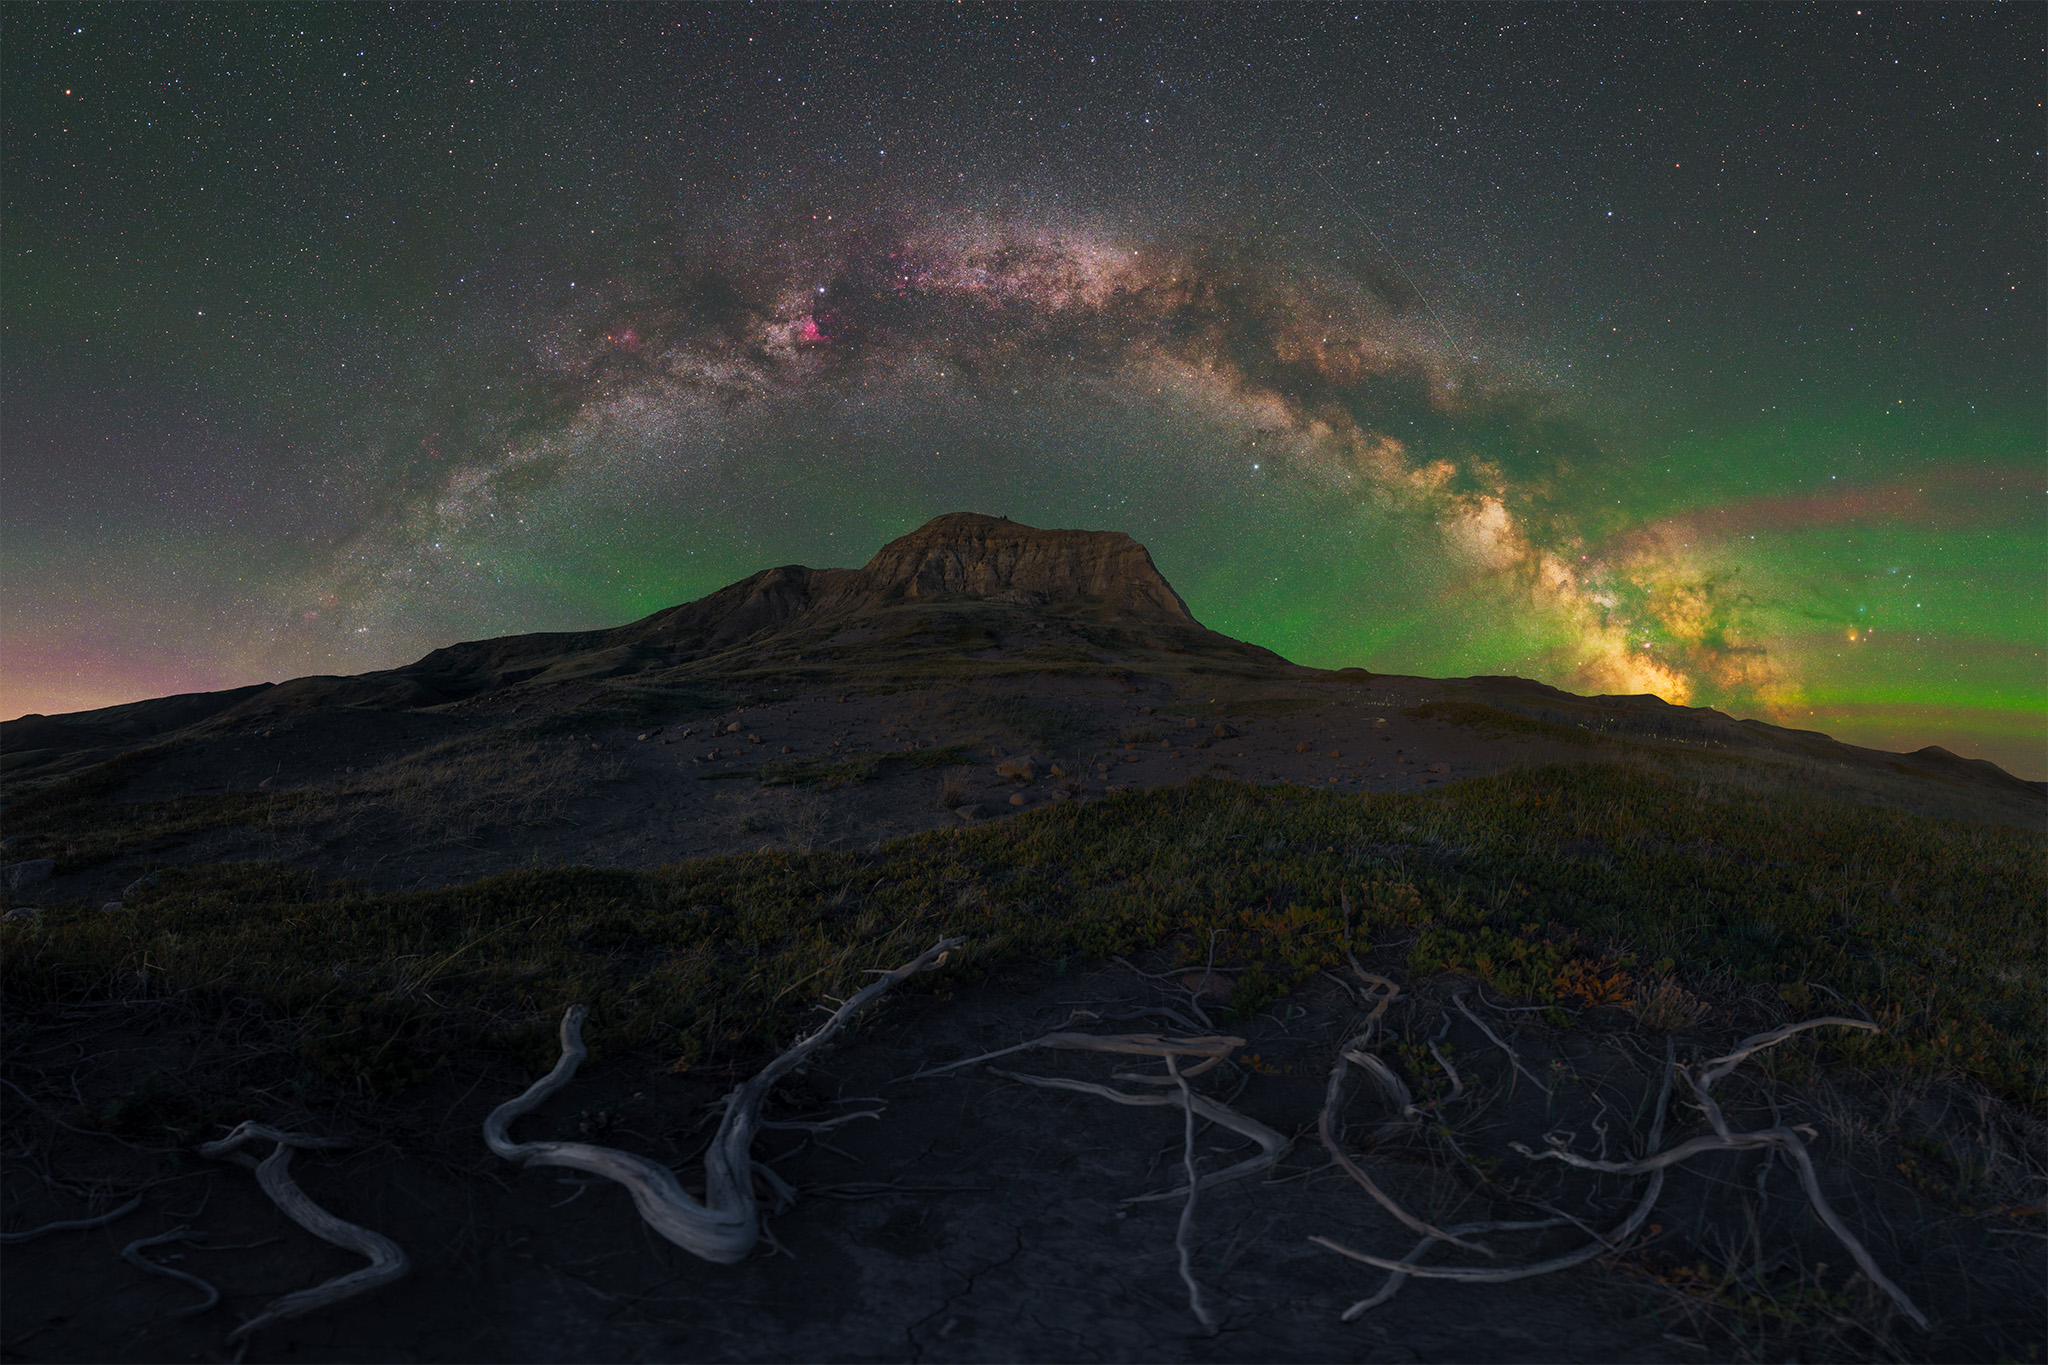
[{"xmin": 5, "ymin": 6, "xmax": 2041, "ymax": 776}]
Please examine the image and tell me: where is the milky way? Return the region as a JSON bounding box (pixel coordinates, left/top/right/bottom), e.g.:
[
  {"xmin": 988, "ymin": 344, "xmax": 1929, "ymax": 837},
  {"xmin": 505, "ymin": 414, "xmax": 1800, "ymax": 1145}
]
[{"xmin": 5, "ymin": 7, "xmax": 2040, "ymax": 774}]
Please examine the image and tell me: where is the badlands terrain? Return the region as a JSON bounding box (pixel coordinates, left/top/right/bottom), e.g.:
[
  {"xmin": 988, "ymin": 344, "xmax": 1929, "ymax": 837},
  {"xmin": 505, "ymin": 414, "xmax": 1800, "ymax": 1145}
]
[{"xmin": 1, "ymin": 514, "xmax": 2041, "ymax": 1362}]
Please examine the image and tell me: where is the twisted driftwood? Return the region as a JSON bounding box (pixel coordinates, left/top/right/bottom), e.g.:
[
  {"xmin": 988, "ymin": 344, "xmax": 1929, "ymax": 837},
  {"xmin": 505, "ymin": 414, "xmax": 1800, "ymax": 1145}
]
[
  {"xmin": 486, "ymin": 936, "xmax": 962, "ymax": 1265},
  {"xmin": 197, "ymin": 1121, "xmax": 409, "ymax": 1343}
]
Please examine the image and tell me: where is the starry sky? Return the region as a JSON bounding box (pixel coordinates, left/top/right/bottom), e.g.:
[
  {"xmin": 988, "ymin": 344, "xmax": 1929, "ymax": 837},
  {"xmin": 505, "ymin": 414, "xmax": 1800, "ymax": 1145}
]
[{"xmin": 5, "ymin": 5, "xmax": 2042, "ymax": 777}]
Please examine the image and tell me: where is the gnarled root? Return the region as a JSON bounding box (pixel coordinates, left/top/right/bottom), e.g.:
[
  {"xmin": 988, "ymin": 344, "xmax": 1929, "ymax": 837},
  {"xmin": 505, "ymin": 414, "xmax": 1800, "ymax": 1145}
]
[
  {"xmin": 197, "ymin": 1122, "xmax": 409, "ymax": 1343},
  {"xmin": 1319, "ymin": 1015, "xmax": 1928, "ymax": 1331},
  {"xmin": 486, "ymin": 935, "xmax": 962, "ymax": 1265}
]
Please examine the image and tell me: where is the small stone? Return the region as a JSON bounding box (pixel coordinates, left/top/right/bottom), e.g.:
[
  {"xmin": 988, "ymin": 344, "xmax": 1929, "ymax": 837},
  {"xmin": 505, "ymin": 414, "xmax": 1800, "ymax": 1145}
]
[
  {"xmin": 994, "ymin": 758, "xmax": 1035, "ymax": 782},
  {"xmin": 1212, "ymin": 723, "xmax": 1238, "ymax": 739},
  {"xmin": 726, "ymin": 721, "xmax": 744, "ymax": 734},
  {"xmin": 3, "ymin": 907, "xmax": 39, "ymax": 923},
  {"xmin": 1328, "ymin": 749, "xmax": 1340, "ymax": 758},
  {"xmin": 122, "ymin": 871, "xmax": 163, "ymax": 899},
  {"xmin": 637, "ymin": 733, "xmax": 651, "ymax": 741},
  {"xmin": 1, "ymin": 860, "xmax": 55, "ymax": 893},
  {"xmin": 1137, "ymin": 706, "xmax": 1154, "ymax": 715},
  {"xmin": 1183, "ymin": 716, "xmax": 1199, "ymax": 729},
  {"xmin": 1429, "ymin": 762, "xmax": 1452, "ymax": 774},
  {"xmin": 1296, "ymin": 741, "xmax": 1313, "ymax": 754},
  {"xmin": 1192, "ymin": 737, "xmax": 1210, "ymax": 749},
  {"xmin": 257, "ymin": 777, "xmax": 273, "ymax": 789},
  {"xmin": 101, "ymin": 902, "xmax": 123, "ymax": 913},
  {"xmin": 748, "ymin": 734, "xmax": 763, "ymax": 744},
  {"xmin": 1008, "ymin": 792, "xmax": 1029, "ymax": 806},
  {"xmin": 781, "ymin": 745, "xmax": 795, "ymax": 754},
  {"xmin": 1048, "ymin": 763, "xmax": 1067, "ymax": 778},
  {"xmin": 955, "ymin": 804, "xmax": 986, "ymax": 821}
]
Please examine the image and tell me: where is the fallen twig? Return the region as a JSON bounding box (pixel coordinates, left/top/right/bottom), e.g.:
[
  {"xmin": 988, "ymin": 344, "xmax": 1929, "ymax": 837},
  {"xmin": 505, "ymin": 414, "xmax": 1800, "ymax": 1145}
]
[
  {"xmin": 898, "ymin": 1030, "xmax": 1242, "ymax": 1083},
  {"xmin": 0, "ymin": 1191, "xmax": 143, "ymax": 1243},
  {"xmin": 989, "ymin": 1067, "xmax": 1289, "ymax": 1199},
  {"xmin": 197, "ymin": 1122, "xmax": 409, "ymax": 1343},
  {"xmin": 1319, "ymin": 1019, "xmax": 1494, "ymax": 1257},
  {"xmin": 1316, "ymin": 1042, "xmax": 1676, "ymax": 1306},
  {"xmin": 486, "ymin": 936, "xmax": 961, "ymax": 1265},
  {"xmin": 1453, "ymin": 992, "xmax": 1551, "ymax": 1095},
  {"xmin": 120, "ymin": 1225, "xmax": 220, "ymax": 1319}
]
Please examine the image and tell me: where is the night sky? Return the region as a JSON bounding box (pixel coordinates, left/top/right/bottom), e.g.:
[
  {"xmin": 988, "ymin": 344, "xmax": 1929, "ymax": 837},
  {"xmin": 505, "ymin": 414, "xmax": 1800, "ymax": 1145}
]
[{"xmin": 5, "ymin": 5, "xmax": 2042, "ymax": 776}]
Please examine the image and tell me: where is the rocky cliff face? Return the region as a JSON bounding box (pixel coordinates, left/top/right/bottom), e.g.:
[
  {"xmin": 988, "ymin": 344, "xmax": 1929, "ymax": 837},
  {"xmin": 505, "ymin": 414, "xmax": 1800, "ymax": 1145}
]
[{"xmin": 811, "ymin": 513, "xmax": 1193, "ymax": 620}]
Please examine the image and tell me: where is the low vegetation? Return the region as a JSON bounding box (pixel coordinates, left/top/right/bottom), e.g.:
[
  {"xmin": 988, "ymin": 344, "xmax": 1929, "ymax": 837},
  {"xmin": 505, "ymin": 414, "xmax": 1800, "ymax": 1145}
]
[{"xmin": 5, "ymin": 764, "xmax": 2040, "ymax": 1109}]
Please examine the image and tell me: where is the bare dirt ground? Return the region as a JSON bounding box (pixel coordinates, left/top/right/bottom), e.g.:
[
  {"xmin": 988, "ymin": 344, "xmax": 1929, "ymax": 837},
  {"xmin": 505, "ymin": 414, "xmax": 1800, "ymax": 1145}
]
[{"xmin": 7, "ymin": 942, "xmax": 2039, "ymax": 1364}]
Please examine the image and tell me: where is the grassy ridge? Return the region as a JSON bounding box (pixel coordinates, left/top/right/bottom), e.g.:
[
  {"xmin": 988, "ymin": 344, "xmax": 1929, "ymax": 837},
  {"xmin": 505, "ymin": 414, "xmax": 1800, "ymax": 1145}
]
[{"xmin": 3, "ymin": 765, "xmax": 2040, "ymax": 1104}]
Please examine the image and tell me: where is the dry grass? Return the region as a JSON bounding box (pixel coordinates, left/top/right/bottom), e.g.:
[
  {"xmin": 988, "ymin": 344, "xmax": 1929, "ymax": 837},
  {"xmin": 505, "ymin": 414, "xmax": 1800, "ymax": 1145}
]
[{"xmin": 355, "ymin": 738, "xmax": 624, "ymax": 847}]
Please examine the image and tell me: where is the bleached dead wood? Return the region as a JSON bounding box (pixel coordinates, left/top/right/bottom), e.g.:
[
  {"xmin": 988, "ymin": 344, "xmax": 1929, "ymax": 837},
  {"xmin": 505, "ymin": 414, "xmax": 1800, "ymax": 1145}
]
[
  {"xmin": 1316, "ymin": 1040, "xmax": 1674, "ymax": 1313},
  {"xmin": 197, "ymin": 1122, "xmax": 409, "ymax": 1343},
  {"xmin": 120, "ymin": 1225, "xmax": 220, "ymax": 1319},
  {"xmin": 974, "ymin": 1030, "xmax": 1285, "ymax": 1335},
  {"xmin": 0, "ymin": 1191, "xmax": 143, "ymax": 1243},
  {"xmin": 1318, "ymin": 1013, "xmax": 1928, "ymax": 1331},
  {"xmin": 486, "ymin": 936, "xmax": 961, "ymax": 1265},
  {"xmin": 1511, "ymin": 1017, "xmax": 1927, "ymax": 1329},
  {"xmin": 1165, "ymin": 1055, "xmax": 1217, "ymax": 1333},
  {"xmin": 988, "ymin": 1066, "xmax": 1290, "ymax": 1199},
  {"xmin": 898, "ymin": 1030, "xmax": 1241, "ymax": 1082}
]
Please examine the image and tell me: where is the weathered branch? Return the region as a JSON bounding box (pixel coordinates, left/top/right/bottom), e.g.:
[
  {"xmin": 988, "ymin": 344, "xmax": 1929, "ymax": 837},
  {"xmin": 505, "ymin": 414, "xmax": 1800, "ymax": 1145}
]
[
  {"xmin": 989, "ymin": 1068, "xmax": 1289, "ymax": 1199},
  {"xmin": 1166, "ymin": 1055, "xmax": 1217, "ymax": 1334},
  {"xmin": 0, "ymin": 1192, "xmax": 143, "ymax": 1243},
  {"xmin": 197, "ymin": 1122, "xmax": 409, "ymax": 1343},
  {"xmin": 121, "ymin": 1226, "xmax": 220, "ymax": 1319},
  {"xmin": 486, "ymin": 936, "xmax": 961, "ymax": 1265}
]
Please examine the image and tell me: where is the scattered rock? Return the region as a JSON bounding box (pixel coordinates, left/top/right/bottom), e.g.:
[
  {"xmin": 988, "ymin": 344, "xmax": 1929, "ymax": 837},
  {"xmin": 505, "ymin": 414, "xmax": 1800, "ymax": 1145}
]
[
  {"xmin": 123, "ymin": 871, "xmax": 164, "ymax": 899},
  {"xmin": 781, "ymin": 745, "xmax": 795, "ymax": 754},
  {"xmin": 1328, "ymin": 749, "xmax": 1341, "ymax": 758},
  {"xmin": 637, "ymin": 733, "xmax": 652, "ymax": 741},
  {"xmin": 955, "ymin": 804, "xmax": 986, "ymax": 822},
  {"xmin": 1048, "ymin": 763, "xmax": 1067, "ymax": 778},
  {"xmin": 3, "ymin": 907, "xmax": 40, "ymax": 923},
  {"xmin": 1008, "ymin": 792, "xmax": 1029, "ymax": 807},
  {"xmin": 100, "ymin": 902, "xmax": 123, "ymax": 913},
  {"xmin": 994, "ymin": 758, "xmax": 1035, "ymax": 782},
  {"xmin": 748, "ymin": 734, "xmax": 763, "ymax": 745},
  {"xmin": 1296, "ymin": 741, "xmax": 1313, "ymax": 754},
  {"xmin": 1192, "ymin": 737, "xmax": 1211, "ymax": 749},
  {"xmin": 1137, "ymin": 706, "xmax": 1154, "ymax": 715},
  {"xmin": 725, "ymin": 722, "xmax": 744, "ymax": 734},
  {"xmin": 1183, "ymin": 716, "xmax": 1200, "ymax": 729},
  {"xmin": 1, "ymin": 859, "xmax": 55, "ymax": 893},
  {"xmin": 1429, "ymin": 762, "xmax": 1452, "ymax": 773},
  {"xmin": 1212, "ymin": 723, "xmax": 1238, "ymax": 738}
]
